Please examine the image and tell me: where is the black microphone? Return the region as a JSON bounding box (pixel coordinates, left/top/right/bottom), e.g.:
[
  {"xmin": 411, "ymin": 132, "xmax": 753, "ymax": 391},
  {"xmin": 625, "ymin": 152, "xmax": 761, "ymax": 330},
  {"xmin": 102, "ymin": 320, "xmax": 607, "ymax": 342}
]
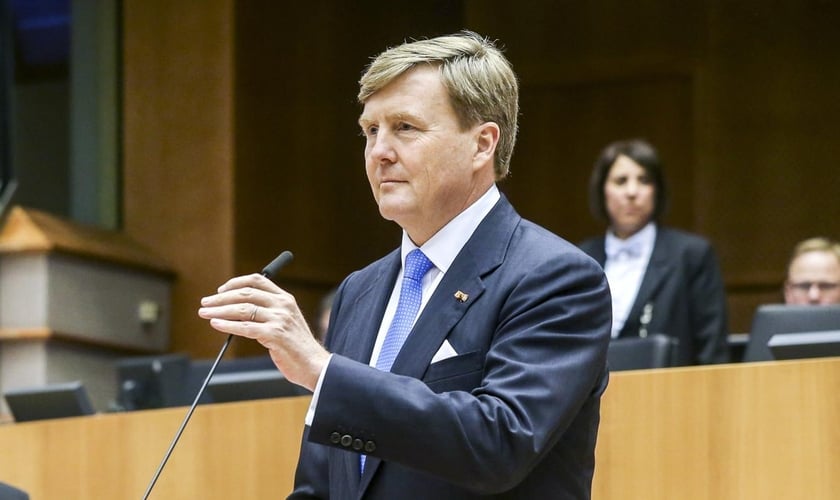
[
  {"xmin": 142, "ymin": 251, "xmax": 294, "ymax": 499},
  {"xmin": 262, "ymin": 250, "xmax": 294, "ymax": 279}
]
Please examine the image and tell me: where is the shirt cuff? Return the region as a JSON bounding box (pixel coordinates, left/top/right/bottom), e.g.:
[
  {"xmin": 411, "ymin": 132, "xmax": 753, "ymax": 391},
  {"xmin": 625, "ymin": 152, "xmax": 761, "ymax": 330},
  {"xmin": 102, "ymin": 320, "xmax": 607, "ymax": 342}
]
[{"xmin": 304, "ymin": 353, "xmax": 333, "ymax": 425}]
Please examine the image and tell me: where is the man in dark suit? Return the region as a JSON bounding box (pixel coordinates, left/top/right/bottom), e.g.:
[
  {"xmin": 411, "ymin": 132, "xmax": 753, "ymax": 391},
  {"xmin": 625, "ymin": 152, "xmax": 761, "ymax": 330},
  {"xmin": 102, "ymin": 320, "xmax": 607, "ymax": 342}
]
[
  {"xmin": 199, "ymin": 31, "xmax": 611, "ymax": 499},
  {"xmin": 0, "ymin": 482, "xmax": 29, "ymax": 500}
]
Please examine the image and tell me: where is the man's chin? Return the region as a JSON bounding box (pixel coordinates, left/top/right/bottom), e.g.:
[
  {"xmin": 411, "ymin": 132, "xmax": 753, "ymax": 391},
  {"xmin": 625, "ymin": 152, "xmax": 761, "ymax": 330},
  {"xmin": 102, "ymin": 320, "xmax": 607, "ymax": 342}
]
[{"xmin": 377, "ymin": 201, "xmax": 411, "ymax": 223}]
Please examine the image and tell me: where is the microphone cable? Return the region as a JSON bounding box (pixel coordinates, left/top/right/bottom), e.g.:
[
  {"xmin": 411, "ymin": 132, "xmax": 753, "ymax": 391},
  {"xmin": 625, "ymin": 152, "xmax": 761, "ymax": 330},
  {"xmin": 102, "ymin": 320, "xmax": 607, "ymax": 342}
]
[{"xmin": 142, "ymin": 251, "xmax": 294, "ymax": 499}]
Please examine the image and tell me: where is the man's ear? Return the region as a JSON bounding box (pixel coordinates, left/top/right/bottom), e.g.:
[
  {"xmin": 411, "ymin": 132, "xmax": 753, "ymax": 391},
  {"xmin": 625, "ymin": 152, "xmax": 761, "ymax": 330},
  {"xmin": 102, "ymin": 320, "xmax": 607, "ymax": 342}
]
[{"xmin": 473, "ymin": 122, "xmax": 500, "ymax": 168}]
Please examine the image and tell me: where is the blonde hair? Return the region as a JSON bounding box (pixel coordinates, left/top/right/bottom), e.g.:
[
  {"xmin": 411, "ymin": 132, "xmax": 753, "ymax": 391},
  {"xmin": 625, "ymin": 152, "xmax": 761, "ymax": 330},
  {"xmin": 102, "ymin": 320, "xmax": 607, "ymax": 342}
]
[
  {"xmin": 358, "ymin": 31, "xmax": 519, "ymax": 179},
  {"xmin": 787, "ymin": 237, "xmax": 840, "ymax": 274}
]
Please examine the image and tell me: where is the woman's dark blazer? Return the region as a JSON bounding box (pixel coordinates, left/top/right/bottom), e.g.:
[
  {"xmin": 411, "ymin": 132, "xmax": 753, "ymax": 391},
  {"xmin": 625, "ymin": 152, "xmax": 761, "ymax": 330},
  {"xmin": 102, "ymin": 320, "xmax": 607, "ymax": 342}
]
[{"xmin": 579, "ymin": 227, "xmax": 730, "ymax": 365}]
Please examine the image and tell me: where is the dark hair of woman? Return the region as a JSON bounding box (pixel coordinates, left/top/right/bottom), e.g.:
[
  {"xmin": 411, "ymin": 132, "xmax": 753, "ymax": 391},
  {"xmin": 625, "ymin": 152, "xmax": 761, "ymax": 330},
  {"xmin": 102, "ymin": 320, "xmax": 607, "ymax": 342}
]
[{"xmin": 588, "ymin": 138, "xmax": 669, "ymax": 223}]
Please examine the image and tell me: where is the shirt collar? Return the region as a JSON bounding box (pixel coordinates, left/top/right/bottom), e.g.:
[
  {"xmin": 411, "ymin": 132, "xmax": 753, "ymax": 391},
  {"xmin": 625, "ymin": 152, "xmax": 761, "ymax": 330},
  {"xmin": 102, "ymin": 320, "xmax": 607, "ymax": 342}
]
[
  {"xmin": 401, "ymin": 184, "xmax": 500, "ymax": 273},
  {"xmin": 605, "ymin": 222, "xmax": 657, "ymax": 260}
]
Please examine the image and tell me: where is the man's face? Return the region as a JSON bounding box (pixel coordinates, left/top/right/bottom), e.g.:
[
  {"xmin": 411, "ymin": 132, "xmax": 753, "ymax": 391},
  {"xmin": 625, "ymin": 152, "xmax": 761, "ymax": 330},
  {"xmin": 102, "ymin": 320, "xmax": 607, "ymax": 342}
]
[
  {"xmin": 359, "ymin": 65, "xmax": 496, "ymax": 245},
  {"xmin": 603, "ymin": 155, "xmax": 656, "ymax": 239},
  {"xmin": 784, "ymin": 251, "xmax": 840, "ymax": 305}
]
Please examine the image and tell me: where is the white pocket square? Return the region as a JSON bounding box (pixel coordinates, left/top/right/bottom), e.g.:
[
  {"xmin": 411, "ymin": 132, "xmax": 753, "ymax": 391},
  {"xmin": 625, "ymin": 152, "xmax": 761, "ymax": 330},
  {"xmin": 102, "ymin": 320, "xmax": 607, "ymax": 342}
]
[{"xmin": 431, "ymin": 339, "xmax": 459, "ymax": 364}]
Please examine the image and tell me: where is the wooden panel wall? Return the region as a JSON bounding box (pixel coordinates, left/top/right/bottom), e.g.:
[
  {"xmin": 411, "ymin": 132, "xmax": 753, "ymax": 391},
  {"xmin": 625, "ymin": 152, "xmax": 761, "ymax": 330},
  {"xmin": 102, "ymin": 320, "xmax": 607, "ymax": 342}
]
[
  {"xmin": 0, "ymin": 397, "xmax": 310, "ymax": 499},
  {"xmin": 122, "ymin": 1, "xmax": 840, "ymax": 359},
  {"xmin": 228, "ymin": 2, "xmax": 465, "ymax": 356},
  {"xmin": 467, "ymin": 0, "xmax": 703, "ymax": 244},
  {"xmin": 122, "ymin": 0, "xmax": 236, "ymax": 357},
  {"xmin": 468, "ymin": 0, "xmax": 840, "ymax": 332},
  {"xmin": 696, "ymin": 1, "xmax": 840, "ymax": 327}
]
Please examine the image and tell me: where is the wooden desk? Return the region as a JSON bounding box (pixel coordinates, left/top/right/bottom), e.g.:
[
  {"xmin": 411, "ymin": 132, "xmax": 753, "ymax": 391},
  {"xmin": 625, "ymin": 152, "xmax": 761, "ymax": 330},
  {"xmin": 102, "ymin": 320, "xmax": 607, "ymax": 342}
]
[
  {"xmin": 0, "ymin": 397, "xmax": 310, "ymax": 499},
  {"xmin": 2, "ymin": 358, "xmax": 838, "ymax": 499},
  {"xmin": 594, "ymin": 357, "xmax": 840, "ymax": 499}
]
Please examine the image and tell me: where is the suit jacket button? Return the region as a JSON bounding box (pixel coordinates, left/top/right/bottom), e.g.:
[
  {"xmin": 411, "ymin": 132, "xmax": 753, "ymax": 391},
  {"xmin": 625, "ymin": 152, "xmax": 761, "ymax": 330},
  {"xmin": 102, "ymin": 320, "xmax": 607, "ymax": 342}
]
[
  {"xmin": 340, "ymin": 434, "xmax": 353, "ymax": 447},
  {"xmin": 364, "ymin": 441, "xmax": 376, "ymax": 453},
  {"xmin": 352, "ymin": 438, "xmax": 364, "ymax": 451},
  {"xmin": 329, "ymin": 432, "xmax": 341, "ymax": 444}
]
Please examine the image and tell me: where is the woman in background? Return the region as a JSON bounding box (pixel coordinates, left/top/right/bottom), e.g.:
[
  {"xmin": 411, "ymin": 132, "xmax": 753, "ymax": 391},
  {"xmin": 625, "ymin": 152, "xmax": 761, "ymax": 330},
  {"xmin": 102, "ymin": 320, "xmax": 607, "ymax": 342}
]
[{"xmin": 578, "ymin": 139, "xmax": 729, "ymax": 365}]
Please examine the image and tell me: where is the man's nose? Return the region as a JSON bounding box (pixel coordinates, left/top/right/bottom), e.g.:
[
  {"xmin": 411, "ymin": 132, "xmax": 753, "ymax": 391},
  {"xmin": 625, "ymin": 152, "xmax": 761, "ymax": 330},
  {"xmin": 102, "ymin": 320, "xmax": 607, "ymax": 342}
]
[
  {"xmin": 368, "ymin": 131, "xmax": 396, "ymax": 163},
  {"xmin": 807, "ymin": 284, "xmax": 823, "ymax": 302}
]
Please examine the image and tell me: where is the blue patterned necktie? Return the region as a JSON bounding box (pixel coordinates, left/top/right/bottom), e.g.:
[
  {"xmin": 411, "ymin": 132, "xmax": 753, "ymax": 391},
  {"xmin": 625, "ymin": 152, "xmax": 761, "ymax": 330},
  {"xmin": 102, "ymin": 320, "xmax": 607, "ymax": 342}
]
[
  {"xmin": 361, "ymin": 248, "xmax": 434, "ymax": 474},
  {"xmin": 375, "ymin": 249, "xmax": 435, "ymax": 372}
]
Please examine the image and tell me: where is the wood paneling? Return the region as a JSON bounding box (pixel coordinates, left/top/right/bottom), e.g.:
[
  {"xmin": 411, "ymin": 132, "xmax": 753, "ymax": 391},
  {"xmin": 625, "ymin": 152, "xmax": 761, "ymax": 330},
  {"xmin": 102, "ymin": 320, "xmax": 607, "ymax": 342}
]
[
  {"xmin": 594, "ymin": 357, "xmax": 840, "ymax": 499},
  {"xmin": 0, "ymin": 397, "xmax": 310, "ymax": 499},
  {"xmin": 228, "ymin": 2, "xmax": 464, "ymax": 355},
  {"xmin": 696, "ymin": 0, "xmax": 840, "ymax": 317},
  {"xmin": 506, "ymin": 75, "xmax": 695, "ymax": 245},
  {"xmin": 466, "ymin": 0, "xmax": 840, "ymax": 332},
  {"xmin": 122, "ymin": 0, "xmax": 236, "ymax": 357},
  {"xmin": 121, "ymin": 1, "xmax": 840, "ymax": 358}
]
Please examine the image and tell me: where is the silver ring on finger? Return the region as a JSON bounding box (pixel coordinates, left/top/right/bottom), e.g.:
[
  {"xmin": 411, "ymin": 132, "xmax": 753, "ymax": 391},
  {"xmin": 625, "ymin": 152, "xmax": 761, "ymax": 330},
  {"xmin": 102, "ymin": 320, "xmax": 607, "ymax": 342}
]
[{"xmin": 249, "ymin": 305, "xmax": 259, "ymax": 322}]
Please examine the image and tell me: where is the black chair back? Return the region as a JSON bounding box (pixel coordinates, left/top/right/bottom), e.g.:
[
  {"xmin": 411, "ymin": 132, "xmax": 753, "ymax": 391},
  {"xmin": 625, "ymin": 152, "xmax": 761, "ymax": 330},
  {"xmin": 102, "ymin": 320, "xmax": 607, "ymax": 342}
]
[{"xmin": 607, "ymin": 334, "xmax": 678, "ymax": 371}]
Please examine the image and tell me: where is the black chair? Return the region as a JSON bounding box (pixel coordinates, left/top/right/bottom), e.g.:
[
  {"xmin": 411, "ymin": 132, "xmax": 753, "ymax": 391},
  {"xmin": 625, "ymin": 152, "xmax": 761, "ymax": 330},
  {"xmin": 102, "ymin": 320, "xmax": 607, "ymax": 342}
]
[
  {"xmin": 3, "ymin": 381, "xmax": 95, "ymax": 422},
  {"xmin": 114, "ymin": 353, "xmax": 192, "ymax": 410},
  {"xmin": 186, "ymin": 354, "xmax": 278, "ymax": 404},
  {"xmin": 742, "ymin": 304, "xmax": 840, "ymax": 362},
  {"xmin": 0, "ymin": 482, "xmax": 29, "ymax": 500},
  {"xmin": 607, "ymin": 334, "xmax": 678, "ymax": 371}
]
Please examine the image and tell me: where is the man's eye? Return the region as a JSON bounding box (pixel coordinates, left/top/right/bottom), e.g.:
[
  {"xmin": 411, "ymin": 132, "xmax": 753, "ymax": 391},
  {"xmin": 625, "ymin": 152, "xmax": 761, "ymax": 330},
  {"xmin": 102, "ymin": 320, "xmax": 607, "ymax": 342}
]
[
  {"xmin": 363, "ymin": 126, "xmax": 378, "ymax": 136},
  {"xmin": 397, "ymin": 122, "xmax": 414, "ymax": 131}
]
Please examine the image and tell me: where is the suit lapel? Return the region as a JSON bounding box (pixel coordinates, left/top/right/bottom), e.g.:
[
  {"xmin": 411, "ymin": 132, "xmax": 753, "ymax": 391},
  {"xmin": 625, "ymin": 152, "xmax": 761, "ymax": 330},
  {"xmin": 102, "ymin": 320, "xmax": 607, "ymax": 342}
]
[
  {"xmin": 620, "ymin": 229, "xmax": 672, "ymax": 338},
  {"xmin": 588, "ymin": 237, "xmax": 608, "ymax": 266},
  {"xmin": 389, "ymin": 258, "xmax": 486, "ymax": 378},
  {"xmin": 359, "ymin": 273, "xmax": 480, "ymax": 493},
  {"xmin": 333, "ymin": 251, "xmax": 401, "ymax": 365},
  {"xmin": 332, "ymin": 253, "xmax": 400, "ymax": 498},
  {"xmin": 357, "ymin": 196, "xmax": 518, "ymax": 495},
  {"xmin": 388, "ymin": 197, "xmax": 514, "ymax": 378}
]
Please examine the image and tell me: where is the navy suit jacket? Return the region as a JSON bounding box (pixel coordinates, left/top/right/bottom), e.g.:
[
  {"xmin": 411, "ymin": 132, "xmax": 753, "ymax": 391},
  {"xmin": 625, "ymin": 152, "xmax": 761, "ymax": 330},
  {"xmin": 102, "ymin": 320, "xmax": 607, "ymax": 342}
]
[
  {"xmin": 579, "ymin": 227, "xmax": 729, "ymax": 365},
  {"xmin": 0, "ymin": 482, "xmax": 29, "ymax": 500},
  {"xmin": 290, "ymin": 195, "xmax": 611, "ymax": 499}
]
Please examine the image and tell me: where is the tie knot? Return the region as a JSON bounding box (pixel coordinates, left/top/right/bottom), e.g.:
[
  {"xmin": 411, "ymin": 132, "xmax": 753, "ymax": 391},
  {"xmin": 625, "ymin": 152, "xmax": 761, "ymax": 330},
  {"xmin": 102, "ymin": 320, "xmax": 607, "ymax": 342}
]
[{"xmin": 404, "ymin": 249, "xmax": 434, "ymax": 282}]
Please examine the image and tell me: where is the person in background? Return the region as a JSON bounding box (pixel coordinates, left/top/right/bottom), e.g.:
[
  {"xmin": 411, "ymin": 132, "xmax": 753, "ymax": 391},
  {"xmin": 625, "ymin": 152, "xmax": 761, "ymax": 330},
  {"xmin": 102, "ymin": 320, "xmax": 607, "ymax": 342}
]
[
  {"xmin": 784, "ymin": 237, "xmax": 840, "ymax": 305},
  {"xmin": 199, "ymin": 31, "xmax": 611, "ymax": 499},
  {"xmin": 314, "ymin": 287, "xmax": 336, "ymax": 343},
  {"xmin": 578, "ymin": 138, "xmax": 729, "ymax": 365}
]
